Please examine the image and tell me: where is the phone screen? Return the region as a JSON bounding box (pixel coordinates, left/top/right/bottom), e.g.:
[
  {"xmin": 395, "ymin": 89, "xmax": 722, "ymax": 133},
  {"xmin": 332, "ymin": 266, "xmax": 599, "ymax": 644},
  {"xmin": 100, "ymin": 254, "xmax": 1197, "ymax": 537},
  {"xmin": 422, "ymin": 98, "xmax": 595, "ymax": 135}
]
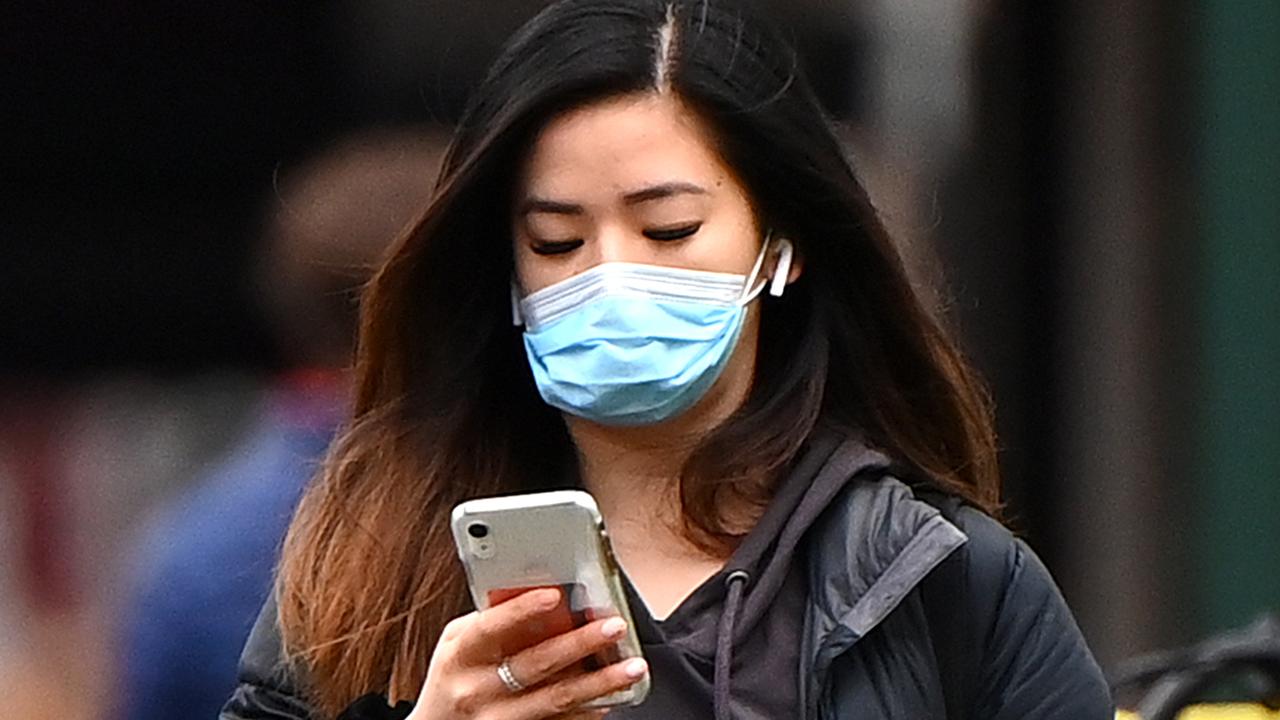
[{"xmin": 488, "ymin": 583, "xmax": 620, "ymax": 671}]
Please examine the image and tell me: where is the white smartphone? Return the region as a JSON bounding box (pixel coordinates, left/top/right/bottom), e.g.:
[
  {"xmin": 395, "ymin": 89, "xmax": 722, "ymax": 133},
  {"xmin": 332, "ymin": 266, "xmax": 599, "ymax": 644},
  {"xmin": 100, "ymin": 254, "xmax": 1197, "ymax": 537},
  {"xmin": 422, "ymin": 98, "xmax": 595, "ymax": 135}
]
[{"xmin": 450, "ymin": 490, "xmax": 650, "ymax": 708}]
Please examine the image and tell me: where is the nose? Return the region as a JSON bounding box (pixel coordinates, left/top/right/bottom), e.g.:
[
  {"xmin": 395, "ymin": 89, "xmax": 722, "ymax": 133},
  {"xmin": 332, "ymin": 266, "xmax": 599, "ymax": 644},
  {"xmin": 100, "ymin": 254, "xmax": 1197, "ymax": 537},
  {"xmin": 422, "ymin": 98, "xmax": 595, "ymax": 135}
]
[
  {"xmin": 590, "ymin": 222, "xmax": 639, "ymax": 266},
  {"xmin": 588, "ymin": 222, "xmax": 624, "ymax": 265}
]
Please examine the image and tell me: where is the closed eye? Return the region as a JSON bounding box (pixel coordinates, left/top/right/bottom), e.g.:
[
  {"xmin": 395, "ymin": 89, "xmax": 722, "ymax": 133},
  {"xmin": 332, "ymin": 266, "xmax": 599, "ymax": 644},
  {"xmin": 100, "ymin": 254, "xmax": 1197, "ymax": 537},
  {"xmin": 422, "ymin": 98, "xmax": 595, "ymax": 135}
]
[
  {"xmin": 644, "ymin": 223, "xmax": 702, "ymax": 242},
  {"xmin": 530, "ymin": 239, "xmax": 584, "ymax": 256}
]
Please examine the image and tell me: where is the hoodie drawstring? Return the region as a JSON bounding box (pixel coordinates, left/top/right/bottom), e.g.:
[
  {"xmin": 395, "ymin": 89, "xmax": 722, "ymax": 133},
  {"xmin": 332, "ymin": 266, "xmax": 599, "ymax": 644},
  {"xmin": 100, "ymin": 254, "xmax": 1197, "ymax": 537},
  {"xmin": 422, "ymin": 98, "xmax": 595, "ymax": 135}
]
[{"xmin": 714, "ymin": 569, "xmax": 751, "ymax": 720}]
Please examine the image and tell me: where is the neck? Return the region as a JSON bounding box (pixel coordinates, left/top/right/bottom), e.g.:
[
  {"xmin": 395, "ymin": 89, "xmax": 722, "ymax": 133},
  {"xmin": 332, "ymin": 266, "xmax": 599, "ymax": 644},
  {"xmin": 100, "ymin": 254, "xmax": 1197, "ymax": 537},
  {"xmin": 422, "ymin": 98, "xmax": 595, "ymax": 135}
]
[
  {"xmin": 568, "ymin": 414, "xmax": 700, "ymax": 526},
  {"xmin": 568, "ymin": 416, "xmax": 728, "ymax": 573},
  {"xmin": 565, "ymin": 359, "xmax": 754, "ymax": 555}
]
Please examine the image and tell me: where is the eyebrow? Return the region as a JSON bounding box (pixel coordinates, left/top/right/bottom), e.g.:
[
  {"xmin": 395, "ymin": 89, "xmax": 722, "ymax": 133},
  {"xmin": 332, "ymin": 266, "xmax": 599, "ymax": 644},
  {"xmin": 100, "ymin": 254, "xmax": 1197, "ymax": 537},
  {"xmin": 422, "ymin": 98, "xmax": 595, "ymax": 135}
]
[
  {"xmin": 519, "ymin": 198, "xmax": 584, "ymax": 216},
  {"xmin": 621, "ymin": 181, "xmax": 708, "ymax": 205},
  {"xmin": 519, "ymin": 182, "xmax": 709, "ymax": 216}
]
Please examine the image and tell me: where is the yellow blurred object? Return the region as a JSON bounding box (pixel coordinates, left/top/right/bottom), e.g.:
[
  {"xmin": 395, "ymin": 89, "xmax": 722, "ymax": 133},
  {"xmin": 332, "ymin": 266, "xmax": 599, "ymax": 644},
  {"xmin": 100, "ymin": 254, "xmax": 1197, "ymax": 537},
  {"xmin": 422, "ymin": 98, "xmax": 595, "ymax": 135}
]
[{"xmin": 1117, "ymin": 705, "xmax": 1280, "ymax": 719}]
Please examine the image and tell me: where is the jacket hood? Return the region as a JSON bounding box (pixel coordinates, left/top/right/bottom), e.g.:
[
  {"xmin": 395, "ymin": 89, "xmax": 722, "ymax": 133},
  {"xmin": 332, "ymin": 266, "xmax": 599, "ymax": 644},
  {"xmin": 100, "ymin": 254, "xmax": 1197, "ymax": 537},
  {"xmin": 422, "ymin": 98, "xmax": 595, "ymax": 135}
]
[
  {"xmin": 718, "ymin": 428, "xmax": 968, "ymax": 652},
  {"xmin": 664, "ymin": 427, "xmax": 968, "ymax": 719}
]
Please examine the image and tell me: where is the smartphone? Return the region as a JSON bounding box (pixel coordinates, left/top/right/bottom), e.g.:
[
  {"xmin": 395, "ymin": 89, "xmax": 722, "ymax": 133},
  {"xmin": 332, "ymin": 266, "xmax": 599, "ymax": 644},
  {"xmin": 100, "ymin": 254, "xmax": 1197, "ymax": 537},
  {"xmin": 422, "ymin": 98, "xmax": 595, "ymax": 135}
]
[{"xmin": 450, "ymin": 489, "xmax": 649, "ymax": 708}]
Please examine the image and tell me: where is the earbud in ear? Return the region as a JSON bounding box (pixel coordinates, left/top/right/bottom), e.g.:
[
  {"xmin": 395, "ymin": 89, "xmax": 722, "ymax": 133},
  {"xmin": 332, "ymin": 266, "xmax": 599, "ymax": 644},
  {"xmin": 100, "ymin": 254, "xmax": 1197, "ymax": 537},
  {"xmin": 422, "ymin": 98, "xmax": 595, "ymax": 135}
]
[{"xmin": 769, "ymin": 238, "xmax": 795, "ymax": 297}]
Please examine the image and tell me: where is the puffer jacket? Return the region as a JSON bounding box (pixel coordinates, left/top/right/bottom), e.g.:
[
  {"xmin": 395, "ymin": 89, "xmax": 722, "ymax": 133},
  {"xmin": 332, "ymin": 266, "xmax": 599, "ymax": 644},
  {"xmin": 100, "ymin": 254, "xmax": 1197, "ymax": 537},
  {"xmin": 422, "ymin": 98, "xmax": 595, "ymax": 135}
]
[{"xmin": 221, "ymin": 457, "xmax": 1112, "ymax": 719}]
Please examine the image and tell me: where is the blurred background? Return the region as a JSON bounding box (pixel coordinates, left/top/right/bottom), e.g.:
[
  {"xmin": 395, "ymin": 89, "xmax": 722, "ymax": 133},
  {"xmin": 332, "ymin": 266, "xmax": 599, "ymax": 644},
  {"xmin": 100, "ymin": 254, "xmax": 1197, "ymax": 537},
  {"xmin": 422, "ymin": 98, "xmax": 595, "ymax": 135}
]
[{"xmin": 1, "ymin": 1, "xmax": 1277, "ymax": 717}]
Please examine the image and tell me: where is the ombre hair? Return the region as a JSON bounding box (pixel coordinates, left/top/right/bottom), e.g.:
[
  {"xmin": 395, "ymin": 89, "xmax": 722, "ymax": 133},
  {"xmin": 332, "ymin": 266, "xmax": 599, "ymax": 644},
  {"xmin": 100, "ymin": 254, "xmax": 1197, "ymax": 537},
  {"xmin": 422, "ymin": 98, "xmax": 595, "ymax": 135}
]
[{"xmin": 277, "ymin": 1, "xmax": 1000, "ymax": 715}]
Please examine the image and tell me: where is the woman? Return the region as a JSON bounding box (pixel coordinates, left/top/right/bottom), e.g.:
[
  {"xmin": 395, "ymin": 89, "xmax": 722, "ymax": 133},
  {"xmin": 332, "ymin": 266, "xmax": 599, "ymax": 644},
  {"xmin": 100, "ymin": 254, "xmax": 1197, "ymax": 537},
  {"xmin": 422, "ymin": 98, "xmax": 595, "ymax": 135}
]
[{"xmin": 222, "ymin": 1, "xmax": 1112, "ymax": 718}]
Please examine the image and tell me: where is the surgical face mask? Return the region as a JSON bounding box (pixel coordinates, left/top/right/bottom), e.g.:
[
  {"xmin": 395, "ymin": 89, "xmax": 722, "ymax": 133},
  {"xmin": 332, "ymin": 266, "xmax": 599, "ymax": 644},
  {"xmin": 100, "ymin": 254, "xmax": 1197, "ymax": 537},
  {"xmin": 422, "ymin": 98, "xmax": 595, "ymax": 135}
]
[{"xmin": 513, "ymin": 237, "xmax": 794, "ymax": 426}]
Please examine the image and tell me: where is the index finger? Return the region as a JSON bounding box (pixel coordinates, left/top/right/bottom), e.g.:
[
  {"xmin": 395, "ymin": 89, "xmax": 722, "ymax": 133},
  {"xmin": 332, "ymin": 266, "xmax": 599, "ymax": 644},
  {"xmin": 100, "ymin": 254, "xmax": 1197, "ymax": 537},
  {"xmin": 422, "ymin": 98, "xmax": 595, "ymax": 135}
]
[{"xmin": 459, "ymin": 587, "xmax": 564, "ymax": 662}]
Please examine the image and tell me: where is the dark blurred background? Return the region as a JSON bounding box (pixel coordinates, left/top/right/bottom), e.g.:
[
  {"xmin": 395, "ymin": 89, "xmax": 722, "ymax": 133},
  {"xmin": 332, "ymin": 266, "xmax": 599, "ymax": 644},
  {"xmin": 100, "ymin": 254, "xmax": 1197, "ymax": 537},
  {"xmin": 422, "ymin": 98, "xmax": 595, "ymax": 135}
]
[{"xmin": 1, "ymin": 1, "xmax": 1276, "ymax": 717}]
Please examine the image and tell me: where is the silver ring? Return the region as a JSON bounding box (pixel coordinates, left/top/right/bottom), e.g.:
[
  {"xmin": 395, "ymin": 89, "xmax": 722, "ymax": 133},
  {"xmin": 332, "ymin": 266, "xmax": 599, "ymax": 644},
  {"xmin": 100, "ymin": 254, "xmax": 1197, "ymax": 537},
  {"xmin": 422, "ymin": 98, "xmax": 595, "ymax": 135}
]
[{"xmin": 497, "ymin": 659, "xmax": 525, "ymax": 693}]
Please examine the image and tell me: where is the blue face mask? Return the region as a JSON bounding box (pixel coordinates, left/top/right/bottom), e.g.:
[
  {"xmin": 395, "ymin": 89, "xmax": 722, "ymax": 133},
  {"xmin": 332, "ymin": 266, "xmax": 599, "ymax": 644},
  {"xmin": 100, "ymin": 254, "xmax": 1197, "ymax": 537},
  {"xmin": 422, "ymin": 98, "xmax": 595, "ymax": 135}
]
[{"xmin": 513, "ymin": 238, "xmax": 793, "ymax": 426}]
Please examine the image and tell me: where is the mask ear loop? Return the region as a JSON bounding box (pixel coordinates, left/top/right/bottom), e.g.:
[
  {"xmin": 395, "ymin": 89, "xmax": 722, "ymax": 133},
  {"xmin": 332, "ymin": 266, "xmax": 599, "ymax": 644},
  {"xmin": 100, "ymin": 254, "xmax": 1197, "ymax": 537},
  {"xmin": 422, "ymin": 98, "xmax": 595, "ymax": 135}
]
[
  {"xmin": 511, "ymin": 280, "xmax": 524, "ymax": 326},
  {"xmin": 738, "ymin": 235, "xmax": 773, "ymax": 305}
]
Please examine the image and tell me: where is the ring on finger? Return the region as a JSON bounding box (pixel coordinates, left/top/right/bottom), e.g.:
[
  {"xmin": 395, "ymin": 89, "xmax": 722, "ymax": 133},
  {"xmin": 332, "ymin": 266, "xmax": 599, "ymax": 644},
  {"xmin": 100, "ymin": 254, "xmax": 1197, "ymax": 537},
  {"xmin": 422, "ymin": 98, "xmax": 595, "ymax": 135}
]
[{"xmin": 497, "ymin": 658, "xmax": 526, "ymax": 693}]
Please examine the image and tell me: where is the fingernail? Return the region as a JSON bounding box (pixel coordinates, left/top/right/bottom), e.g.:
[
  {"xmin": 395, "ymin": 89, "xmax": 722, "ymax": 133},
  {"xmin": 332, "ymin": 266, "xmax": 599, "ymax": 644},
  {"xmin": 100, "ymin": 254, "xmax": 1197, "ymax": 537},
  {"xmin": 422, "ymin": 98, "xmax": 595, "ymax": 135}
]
[
  {"xmin": 623, "ymin": 658, "xmax": 647, "ymax": 678},
  {"xmin": 533, "ymin": 588, "xmax": 560, "ymax": 608},
  {"xmin": 602, "ymin": 617, "xmax": 627, "ymax": 638}
]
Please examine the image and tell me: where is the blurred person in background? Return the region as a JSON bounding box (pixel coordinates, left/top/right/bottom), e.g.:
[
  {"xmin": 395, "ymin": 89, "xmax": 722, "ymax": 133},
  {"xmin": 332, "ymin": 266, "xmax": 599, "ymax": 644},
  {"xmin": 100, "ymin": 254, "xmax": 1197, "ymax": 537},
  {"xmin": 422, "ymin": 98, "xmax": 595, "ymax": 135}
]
[
  {"xmin": 115, "ymin": 127, "xmax": 445, "ymax": 720},
  {"xmin": 222, "ymin": 1, "xmax": 1110, "ymax": 719}
]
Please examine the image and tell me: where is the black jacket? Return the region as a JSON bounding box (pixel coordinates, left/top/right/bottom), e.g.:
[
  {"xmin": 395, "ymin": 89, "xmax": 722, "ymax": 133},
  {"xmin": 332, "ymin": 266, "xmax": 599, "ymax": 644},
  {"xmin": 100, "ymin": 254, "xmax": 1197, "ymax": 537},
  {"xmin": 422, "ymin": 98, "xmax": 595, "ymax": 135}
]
[{"xmin": 221, "ymin": 438, "xmax": 1112, "ymax": 719}]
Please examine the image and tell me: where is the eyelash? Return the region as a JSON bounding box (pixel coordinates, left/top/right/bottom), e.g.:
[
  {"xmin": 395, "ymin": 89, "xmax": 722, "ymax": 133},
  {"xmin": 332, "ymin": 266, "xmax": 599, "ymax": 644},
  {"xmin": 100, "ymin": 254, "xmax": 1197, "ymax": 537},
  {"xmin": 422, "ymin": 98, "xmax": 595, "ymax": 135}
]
[
  {"xmin": 529, "ymin": 223, "xmax": 702, "ymax": 255},
  {"xmin": 644, "ymin": 223, "xmax": 702, "ymax": 241},
  {"xmin": 530, "ymin": 239, "xmax": 584, "ymax": 256}
]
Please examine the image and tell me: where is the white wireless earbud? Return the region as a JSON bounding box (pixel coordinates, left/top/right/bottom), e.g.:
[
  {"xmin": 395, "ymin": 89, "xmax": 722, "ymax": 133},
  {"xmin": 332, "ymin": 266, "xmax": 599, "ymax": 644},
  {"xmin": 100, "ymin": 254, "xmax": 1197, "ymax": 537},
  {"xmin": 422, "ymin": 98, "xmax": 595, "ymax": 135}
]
[{"xmin": 769, "ymin": 238, "xmax": 795, "ymax": 297}]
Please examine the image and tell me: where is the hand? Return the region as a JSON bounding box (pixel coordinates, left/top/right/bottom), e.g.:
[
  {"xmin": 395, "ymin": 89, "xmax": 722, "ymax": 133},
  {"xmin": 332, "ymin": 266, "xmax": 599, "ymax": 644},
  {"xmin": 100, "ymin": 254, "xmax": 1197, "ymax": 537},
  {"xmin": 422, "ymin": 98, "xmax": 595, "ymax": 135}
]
[{"xmin": 407, "ymin": 588, "xmax": 649, "ymax": 720}]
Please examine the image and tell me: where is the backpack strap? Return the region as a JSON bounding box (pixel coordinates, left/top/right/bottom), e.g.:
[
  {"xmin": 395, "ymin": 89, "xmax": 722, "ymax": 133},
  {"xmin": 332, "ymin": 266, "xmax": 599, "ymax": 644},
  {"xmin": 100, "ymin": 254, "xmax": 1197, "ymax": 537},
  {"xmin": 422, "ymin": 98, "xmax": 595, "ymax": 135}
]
[{"xmin": 915, "ymin": 489, "xmax": 977, "ymax": 720}]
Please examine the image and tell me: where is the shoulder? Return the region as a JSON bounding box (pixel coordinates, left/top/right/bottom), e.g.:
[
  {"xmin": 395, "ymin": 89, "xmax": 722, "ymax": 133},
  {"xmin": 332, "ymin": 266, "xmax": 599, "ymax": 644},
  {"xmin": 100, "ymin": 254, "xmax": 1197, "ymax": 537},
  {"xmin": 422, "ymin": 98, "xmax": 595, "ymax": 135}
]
[
  {"xmin": 913, "ymin": 493, "xmax": 1047, "ymax": 601},
  {"xmin": 944, "ymin": 503, "xmax": 1088, "ymax": 645},
  {"xmin": 221, "ymin": 594, "xmax": 414, "ymax": 720},
  {"xmin": 925, "ymin": 499, "xmax": 1074, "ymax": 661},
  {"xmin": 944, "ymin": 504, "xmax": 1027, "ymax": 599},
  {"xmin": 220, "ymin": 593, "xmax": 315, "ymax": 720},
  {"xmin": 926, "ymin": 500, "xmax": 1114, "ymax": 718}
]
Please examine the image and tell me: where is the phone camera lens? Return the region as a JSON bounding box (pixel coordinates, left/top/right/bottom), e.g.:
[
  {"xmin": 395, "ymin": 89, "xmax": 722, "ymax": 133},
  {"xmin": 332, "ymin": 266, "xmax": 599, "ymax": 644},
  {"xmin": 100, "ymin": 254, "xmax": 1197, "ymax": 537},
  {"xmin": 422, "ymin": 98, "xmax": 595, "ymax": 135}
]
[{"xmin": 467, "ymin": 523, "xmax": 489, "ymax": 539}]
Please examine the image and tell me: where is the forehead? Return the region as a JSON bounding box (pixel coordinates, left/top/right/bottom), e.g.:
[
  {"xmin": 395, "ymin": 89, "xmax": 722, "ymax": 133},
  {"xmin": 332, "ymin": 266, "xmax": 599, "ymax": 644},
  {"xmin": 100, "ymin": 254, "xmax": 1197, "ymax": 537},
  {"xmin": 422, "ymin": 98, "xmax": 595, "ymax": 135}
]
[{"xmin": 517, "ymin": 92, "xmax": 736, "ymax": 198}]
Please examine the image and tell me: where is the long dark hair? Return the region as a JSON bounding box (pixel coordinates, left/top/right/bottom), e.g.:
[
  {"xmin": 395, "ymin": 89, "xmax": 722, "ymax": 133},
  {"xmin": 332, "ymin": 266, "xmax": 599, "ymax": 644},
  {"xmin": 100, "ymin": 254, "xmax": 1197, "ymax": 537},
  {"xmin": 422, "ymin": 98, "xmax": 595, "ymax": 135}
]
[{"xmin": 278, "ymin": 1, "xmax": 1000, "ymax": 715}]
